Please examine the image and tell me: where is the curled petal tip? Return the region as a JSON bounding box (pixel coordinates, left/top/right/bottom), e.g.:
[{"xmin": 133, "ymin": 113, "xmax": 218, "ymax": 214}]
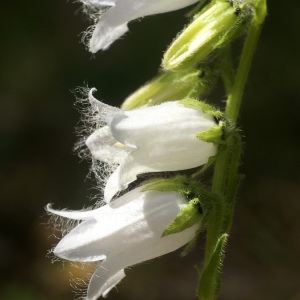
[
  {"xmin": 46, "ymin": 203, "xmax": 52, "ymax": 211},
  {"xmin": 88, "ymin": 88, "xmax": 98, "ymax": 105},
  {"xmin": 47, "ymin": 205, "xmax": 100, "ymax": 220}
]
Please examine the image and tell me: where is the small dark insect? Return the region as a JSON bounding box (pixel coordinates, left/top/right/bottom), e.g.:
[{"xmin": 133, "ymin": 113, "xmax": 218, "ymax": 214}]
[{"xmin": 235, "ymin": 7, "xmax": 241, "ymax": 16}]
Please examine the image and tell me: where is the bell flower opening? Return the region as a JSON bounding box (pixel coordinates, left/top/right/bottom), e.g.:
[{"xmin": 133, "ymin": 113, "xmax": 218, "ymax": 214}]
[
  {"xmin": 47, "ymin": 186, "xmax": 200, "ymax": 300},
  {"xmin": 85, "ymin": 88, "xmax": 218, "ymax": 203},
  {"xmin": 80, "ymin": 0, "xmax": 200, "ymax": 53}
]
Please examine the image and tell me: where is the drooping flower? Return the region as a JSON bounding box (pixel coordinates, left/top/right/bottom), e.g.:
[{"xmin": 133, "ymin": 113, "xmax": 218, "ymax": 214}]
[
  {"xmin": 47, "ymin": 186, "xmax": 200, "ymax": 300},
  {"xmin": 81, "ymin": 0, "xmax": 200, "ymax": 53},
  {"xmin": 86, "ymin": 88, "xmax": 218, "ymax": 202}
]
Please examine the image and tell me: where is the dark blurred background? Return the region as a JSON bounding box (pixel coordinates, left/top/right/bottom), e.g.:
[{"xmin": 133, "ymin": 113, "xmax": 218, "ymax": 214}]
[{"xmin": 1, "ymin": 1, "xmax": 300, "ymax": 299}]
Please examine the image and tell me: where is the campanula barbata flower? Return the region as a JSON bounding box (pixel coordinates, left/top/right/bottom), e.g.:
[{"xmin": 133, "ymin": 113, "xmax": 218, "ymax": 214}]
[
  {"xmin": 86, "ymin": 89, "xmax": 218, "ymax": 203},
  {"xmin": 47, "ymin": 186, "xmax": 200, "ymax": 300},
  {"xmin": 82, "ymin": 0, "xmax": 200, "ymax": 53}
]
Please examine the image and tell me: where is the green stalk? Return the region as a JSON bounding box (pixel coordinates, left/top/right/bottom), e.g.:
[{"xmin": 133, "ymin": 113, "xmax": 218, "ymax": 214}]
[
  {"xmin": 225, "ymin": 8, "xmax": 265, "ymax": 122},
  {"xmin": 217, "ymin": 46, "xmax": 234, "ymax": 96},
  {"xmin": 200, "ymin": 1, "xmax": 267, "ymax": 299}
]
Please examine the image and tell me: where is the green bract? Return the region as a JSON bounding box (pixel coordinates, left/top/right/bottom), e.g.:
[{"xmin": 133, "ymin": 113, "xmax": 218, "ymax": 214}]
[
  {"xmin": 163, "ymin": 0, "xmax": 252, "ymax": 71},
  {"xmin": 162, "ymin": 198, "xmax": 203, "ymax": 237},
  {"xmin": 196, "ymin": 124, "xmax": 224, "ymax": 145},
  {"xmin": 198, "ymin": 234, "xmax": 227, "ymax": 299}
]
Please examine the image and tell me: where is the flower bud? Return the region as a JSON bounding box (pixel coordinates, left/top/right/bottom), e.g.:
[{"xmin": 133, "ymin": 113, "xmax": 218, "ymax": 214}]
[
  {"xmin": 163, "ymin": 0, "xmax": 252, "ymax": 71},
  {"xmin": 121, "ymin": 67, "xmax": 216, "ymax": 110}
]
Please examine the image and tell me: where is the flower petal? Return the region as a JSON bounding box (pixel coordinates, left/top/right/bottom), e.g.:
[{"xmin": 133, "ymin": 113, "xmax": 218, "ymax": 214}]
[
  {"xmin": 87, "ymin": 261, "xmax": 125, "ymax": 300},
  {"xmin": 51, "ymin": 186, "xmax": 200, "ymax": 298},
  {"xmin": 46, "ymin": 204, "xmax": 100, "ymax": 220},
  {"xmin": 86, "ymin": 126, "xmax": 131, "ymax": 164},
  {"xmin": 89, "ymin": 0, "xmax": 199, "ymax": 52},
  {"xmin": 103, "ymin": 165, "xmax": 123, "ymax": 203},
  {"xmin": 88, "ymin": 88, "xmax": 119, "ymax": 117},
  {"xmin": 84, "ymin": 0, "xmax": 116, "ymax": 7},
  {"xmin": 102, "ymin": 101, "xmax": 217, "ymax": 199},
  {"xmin": 104, "ymin": 154, "xmax": 156, "ymax": 202},
  {"xmin": 54, "ymin": 187, "xmax": 199, "ymax": 263},
  {"xmin": 109, "ymin": 101, "xmax": 216, "ymax": 148},
  {"xmin": 90, "ymin": 23, "xmax": 129, "ymax": 52},
  {"xmin": 53, "ymin": 217, "xmax": 107, "ymax": 262}
]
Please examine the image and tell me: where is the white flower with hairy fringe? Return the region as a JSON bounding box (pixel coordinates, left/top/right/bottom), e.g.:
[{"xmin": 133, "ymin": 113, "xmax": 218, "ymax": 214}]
[
  {"xmin": 86, "ymin": 88, "xmax": 217, "ymax": 203},
  {"xmin": 47, "ymin": 186, "xmax": 199, "ymax": 300},
  {"xmin": 81, "ymin": 0, "xmax": 199, "ymax": 53}
]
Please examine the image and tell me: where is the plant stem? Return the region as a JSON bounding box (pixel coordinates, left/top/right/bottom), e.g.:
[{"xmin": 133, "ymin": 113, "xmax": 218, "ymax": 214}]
[
  {"xmin": 225, "ymin": 16, "xmax": 264, "ymax": 123},
  {"xmin": 200, "ymin": 1, "xmax": 267, "ymax": 299}
]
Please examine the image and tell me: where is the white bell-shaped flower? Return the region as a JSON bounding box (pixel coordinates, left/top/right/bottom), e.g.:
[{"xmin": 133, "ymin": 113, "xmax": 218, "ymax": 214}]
[
  {"xmin": 86, "ymin": 89, "xmax": 217, "ymax": 203},
  {"xmin": 47, "ymin": 186, "xmax": 199, "ymax": 300},
  {"xmin": 84, "ymin": 0, "xmax": 199, "ymax": 53}
]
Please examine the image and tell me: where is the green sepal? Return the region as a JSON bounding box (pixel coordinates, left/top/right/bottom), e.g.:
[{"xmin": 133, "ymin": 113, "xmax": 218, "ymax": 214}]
[
  {"xmin": 178, "ymin": 98, "xmax": 223, "ymax": 119},
  {"xmin": 162, "ymin": 198, "xmax": 203, "ymax": 237},
  {"xmin": 181, "ymin": 207, "xmax": 210, "ymax": 257},
  {"xmin": 196, "ymin": 124, "xmax": 223, "ymax": 145},
  {"xmin": 198, "ymin": 234, "xmax": 228, "ymax": 299},
  {"xmin": 140, "ymin": 176, "xmax": 189, "ymax": 194}
]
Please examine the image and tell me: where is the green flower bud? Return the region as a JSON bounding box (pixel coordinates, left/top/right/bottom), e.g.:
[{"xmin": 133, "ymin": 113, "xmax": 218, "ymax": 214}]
[
  {"xmin": 121, "ymin": 66, "xmax": 215, "ymax": 110},
  {"xmin": 163, "ymin": 0, "xmax": 252, "ymax": 71}
]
